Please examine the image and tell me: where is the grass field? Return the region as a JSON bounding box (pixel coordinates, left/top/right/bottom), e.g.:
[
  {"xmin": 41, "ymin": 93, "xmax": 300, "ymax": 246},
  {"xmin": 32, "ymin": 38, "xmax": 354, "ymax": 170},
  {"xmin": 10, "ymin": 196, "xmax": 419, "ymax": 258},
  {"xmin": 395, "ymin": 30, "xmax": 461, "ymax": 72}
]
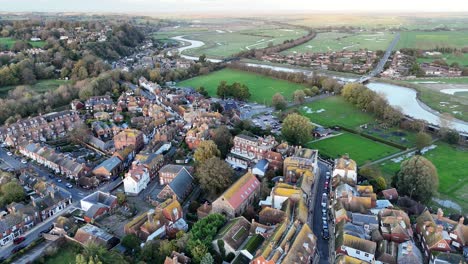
[
  {"xmin": 0, "ymin": 79, "xmax": 71, "ymax": 98},
  {"xmin": 417, "ymin": 53, "xmax": 468, "ymax": 67},
  {"xmin": 455, "ymin": 91, "xmax": 468, "ymax": 98},
  {"xmin": 379, "ymin": 143, "xmax": 468, "ymax": 212},
  {"xmin": 407, "ymin": 77, "xmax": 468, "ymax": 84},
  {"xmin": 307, "ymin": 132, "xmax": 400, "ymax": 165},
  {"xmin": 43, "ymin": 243, "xmax": 79, "ymax": 264},
  {"xmin": 299, "ymin": 96, "xmax": 374, "ymax": 128},
  {"xmin": 177, "ymin": 68, "xmax": 308, "ymax": 104},
  {"xmin": 397, "ymin": 31, "xmax": 468, "ymax": 50},
  {"xmin": 0, "ymin": 37, "xmax": 46, "ymax": 49},
  {"xmin": 281, "ymin": 31, "xmax": 394, "ymax": 54}
]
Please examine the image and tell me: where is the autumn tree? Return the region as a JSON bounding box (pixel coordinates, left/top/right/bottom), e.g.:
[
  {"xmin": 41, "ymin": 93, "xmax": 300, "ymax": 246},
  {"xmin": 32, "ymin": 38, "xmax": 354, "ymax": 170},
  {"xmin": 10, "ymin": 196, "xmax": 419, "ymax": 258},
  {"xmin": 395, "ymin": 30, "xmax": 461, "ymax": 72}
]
[
  {"xmin": 193, "ymin": 140, "xmax": 220, "ymax": 164},
  {"xmin": 292, "ymin": 89, "xmax": 306, "ymax": 104},
  {"xmin": 415, "ymin": 132, "xmax": 432, "ymax": 152},
  {"xmin": 272, "ymin": 92, "xmax": 287, "ymax": 110},
  {"xmin": 395, "ymin": 155, "xmax": 438, "ymax": 202},
  {"xmin": 281, "ymin": 113, "xmax": 314, "ymax": 145},
  {"xmin": 196, "ymin": 157, "xmax": 233, "ymax": 196},
  {"xmin": 0, "ymin": 181, "xmax": 25, "ymax": 206}
]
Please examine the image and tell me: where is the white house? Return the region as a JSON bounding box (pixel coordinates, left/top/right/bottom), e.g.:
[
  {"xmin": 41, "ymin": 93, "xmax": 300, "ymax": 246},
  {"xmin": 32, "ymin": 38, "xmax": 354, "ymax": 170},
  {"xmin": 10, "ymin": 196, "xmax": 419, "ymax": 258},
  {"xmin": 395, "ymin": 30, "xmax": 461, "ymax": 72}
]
[{"xmin": 123, "ymin": 163, "xmax": 150, "ymax": 195}]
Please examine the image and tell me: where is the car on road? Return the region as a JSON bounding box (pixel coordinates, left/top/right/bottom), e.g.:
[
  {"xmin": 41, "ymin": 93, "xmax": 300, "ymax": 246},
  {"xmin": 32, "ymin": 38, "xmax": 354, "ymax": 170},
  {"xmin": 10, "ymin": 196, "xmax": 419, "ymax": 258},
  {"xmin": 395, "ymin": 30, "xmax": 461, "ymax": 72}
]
[
  {"xmin": 321, "ymin": 193, "xmax": 328, "ymax": 208},
  {"xmin": 326, "ymin": 172, "xmax": 330, "ymax": 180},
  {"xmin": 39, "ymin": 225, "xmax": 54, "ymax": 236},
  {"xmin": 21, "ymin": 159, "xmax": 27, "ymax": 164},
  {"xmin": 56, "ymin": 178, "xmax": 62, "ymax": 183},
  {"xmin": 65, "ymin": 183, "xmax": 73, "ymax": 188},
  {"xmin": 324, "ymin": 180, "xmax": 329, "ymax": 189},
  {"xmin": 7, "ymin": 152, "xmax": 13, "ymax": 156},
  {"xmin": 13, "ymin": 236, "xmax": 26, "ymax": 244},
  {"xmin": 323, "ymin": 222, "xmax": 329, "ymax": 230},
  {"xmin": 322, "ymin": 229, "xmax": 330, "ymax": 240},
  {"xmin": 11, "ymin": 244, "xmax": 26, "ymax": 254}
]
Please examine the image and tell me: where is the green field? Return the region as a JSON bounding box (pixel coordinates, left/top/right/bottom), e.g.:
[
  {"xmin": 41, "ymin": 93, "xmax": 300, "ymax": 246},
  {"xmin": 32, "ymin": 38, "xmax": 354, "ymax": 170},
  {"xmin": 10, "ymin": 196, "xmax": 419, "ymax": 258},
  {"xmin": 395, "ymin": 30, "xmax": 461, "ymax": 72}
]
[
  {"xmin": 307, "ymin": 132, "xmax": 400, "ymax": 165},
  {"xmin": 0, "ymin": 37, "xmax": 46, "ymax": 49},
  {"xmin": 397, "ymin": 31, "xmax": 468, "ymax": 50},
  {"xmin": 177, "ymin": 68, "xmax": 308, "ymax": 105},
  {"xmin": 299, "ymin": 96, "xmax": 417, "ymax": 147},
  {"xmin": 0, "ymin": 79, "xmax": 71, "ymax": 98},
  {"xmin": 455, "ymin": 91, "xmax": 468, "ymax": 98},
  {"xmin": 379, "ymin": 143, "xmax": 468, "ymax": 212},
  {"xmin": 281, "ymin": 31, "xmax": 394, "ymax": 54},
  {"xmin": 417, "ymin": 53, "xmax": 468, "ymax": 67},
  {"xmin": 407, "ymin": 77, "xmax": 468, "ymax": 84}
]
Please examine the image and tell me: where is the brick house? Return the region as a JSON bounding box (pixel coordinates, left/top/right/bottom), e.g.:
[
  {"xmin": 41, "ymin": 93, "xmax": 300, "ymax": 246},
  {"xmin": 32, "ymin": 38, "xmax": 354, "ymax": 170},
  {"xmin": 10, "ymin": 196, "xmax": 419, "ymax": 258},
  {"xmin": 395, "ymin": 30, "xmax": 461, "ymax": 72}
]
[
  {"xmin": 157, "ymin": 168, "xmax": 194, "ymax": 202},
  {"xmin": 159, "ymin": 165, "xmax": 193, "ymax": 185},
  {"xmin": 379, "ymin": 209, "xmax": 413, "ymax": 243},
  {"xmin": 212, "ymin": 172, "xmax": 260, "ymax": 219},
  {"xmin": 264, "ymin": 151, "xmax": 283, "ymax": 171},
  {"xmin": 416, "ymin": 209, "xmax": 453, "ymax": 261},
  {"xmin": 92, "ymin": 156, "xmax": 122, "ymax": 181},
  {"xmin": 80, "ymin": 191, "xmax": 118, "ymax": 223},
  {"xmin": 114, "ymin": 129, "xmax": 144, "ymax": 151}
]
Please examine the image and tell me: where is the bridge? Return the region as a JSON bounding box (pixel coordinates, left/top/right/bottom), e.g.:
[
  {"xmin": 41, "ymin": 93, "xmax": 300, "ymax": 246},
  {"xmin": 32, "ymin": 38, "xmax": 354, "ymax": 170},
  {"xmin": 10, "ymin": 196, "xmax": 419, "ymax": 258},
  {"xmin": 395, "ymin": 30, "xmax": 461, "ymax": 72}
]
[{"xmin": 357, "ymin": 32, "xmax": 401, "ymax": 84}]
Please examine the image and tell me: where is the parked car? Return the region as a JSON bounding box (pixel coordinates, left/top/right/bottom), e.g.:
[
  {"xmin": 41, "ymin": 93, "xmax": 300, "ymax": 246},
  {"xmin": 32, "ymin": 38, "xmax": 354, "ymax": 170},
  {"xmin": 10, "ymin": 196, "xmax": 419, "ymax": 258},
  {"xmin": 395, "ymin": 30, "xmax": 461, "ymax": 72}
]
[
  {"xmin": 321, "ymin": 193, "xmax": 328, "ymax": 208},
  {"xmin": 323, "ymin": 222, "xmax": 329, "ymax": 229},
  {"xmin": 326, "ymin": 172, "xmax": 330, "ymax": 180},
  {"xmin": 21, "ymin": 159, "xmax": 27, "ymax": 164},
  {"xmin": 13, "ymin": 236, "xmax": 25, "ymax": 244},
  {"xmin": 11, "ymin": 244, "xmax": 26, "ymax": 254},
  {"xmin": 48, "ymin": 174, "xmax": 55, "ymax": 179},
  {"xmin": 56, "ymin": 178, "xmax": 62, "ymax": 183},
  {"xmin": 7, "ymin": 152, "xmax": 13, "ymax": 156},
  {"xmin": 322, "ymin": 229, "xmax": 330, "ymax": 240},
  {"xmin": 65, "ymin": 183, "xmax": 73, "ymax": 189}
]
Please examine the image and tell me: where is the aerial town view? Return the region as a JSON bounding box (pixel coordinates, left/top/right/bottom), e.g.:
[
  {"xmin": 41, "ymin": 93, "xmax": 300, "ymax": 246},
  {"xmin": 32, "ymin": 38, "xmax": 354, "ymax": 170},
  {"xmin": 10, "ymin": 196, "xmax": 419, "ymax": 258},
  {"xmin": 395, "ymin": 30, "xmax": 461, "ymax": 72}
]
[{"xmin": 0, "ymin": 0, "xmax": 467, "ymax": 263}]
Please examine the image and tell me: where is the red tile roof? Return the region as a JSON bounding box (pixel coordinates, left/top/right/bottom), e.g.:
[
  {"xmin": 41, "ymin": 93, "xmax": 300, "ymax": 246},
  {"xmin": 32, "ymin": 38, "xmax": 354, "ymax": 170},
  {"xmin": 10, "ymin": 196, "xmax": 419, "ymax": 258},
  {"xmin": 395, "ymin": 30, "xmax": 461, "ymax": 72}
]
[{"xmin": 224, "ymin": 173, "xmax": 260, "ymax": 210}]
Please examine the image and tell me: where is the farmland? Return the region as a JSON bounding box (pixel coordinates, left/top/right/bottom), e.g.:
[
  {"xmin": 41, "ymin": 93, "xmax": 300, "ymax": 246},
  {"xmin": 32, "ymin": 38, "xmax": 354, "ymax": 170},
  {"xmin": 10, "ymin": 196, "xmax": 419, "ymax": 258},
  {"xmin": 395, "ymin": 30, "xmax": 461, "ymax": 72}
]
[
  {"xmin": 177, "ymin": 68, "xmax": 308, "ymax": 105},
  {"xmin": 0, "ymin": 79, "xmax": 71, "ymax": 98},
  {"xmin": 416, "ymin": 53, "xmax": 468, "ymax": 67},
  {"xmin": 0, "ymin": 37, "xmax": 46, "ymax": 49},
  {"xmin": 397, "ymin": 31, "xmax": 468, "ymax": 50},
  {"xmin": 281, "ymin": 31, "xmax": 394, "ymax": 54},
  {"xmin": 307, "ymin": 132, "xmax": 400, "ymax": 165},
  {"xmin": 379, "ymin": 143, "xmax": 468, "ymax": 212}
]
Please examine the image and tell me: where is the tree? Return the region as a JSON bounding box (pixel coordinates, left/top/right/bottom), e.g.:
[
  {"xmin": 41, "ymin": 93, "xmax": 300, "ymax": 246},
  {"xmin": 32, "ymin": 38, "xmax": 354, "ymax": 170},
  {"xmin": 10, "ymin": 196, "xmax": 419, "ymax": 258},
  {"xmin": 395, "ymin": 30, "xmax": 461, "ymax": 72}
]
[
  {"xmin": 200, "ymin": 253, "xmax": 214, "ymax": 264},
  {"xmin": 415, "ymin": 132, "xmax": 432, "ymax": 152},
  {"xmin": 211, "ymin": 126, "xmax": 233, "ymax": 158},
  {"xmin": 272, "ymin": 93, "xmax": 287, "ymax": 110},
  {"xmin": 0, "ymin": 181, "xmax": 25, "ymax": 206},
  {"xmin": 196, "ymin": 157, "xmax": 233, "ymax": 196},
  {"xmin": 395, "ymin": 155, "xmax": 438, "ymax": 202},
  {"xmin": 193, "ymin": 140, "xmax": 220, "ymax": 164},
  {"xmin": 121, "ymin": 234, "xmax": 140, "ymax": 255},
  {"xmin": 198, "ymin": 54, "xmax": 207, "ymax": 63},
  {"xmin": 196, "ymin": 86, "xmax": 209, "ymax": 97},
  {"xmin": 116, "ymin": 192, "xmax": 126, "ymax": 205},
  {"xmin": 292, "ymin": 89, "xmax": 306, "ymax": 104},
  {"xmin": 69, "ymin": 123, "xmax": 91, "ymax": 144},
  {"xmin": 281, "ymin": 113, "xmax": 314, "ymax": 145},
  {"xmin": 188, "ymin": 214, "xmax": 225, "ymax": 262},
  {"xmin": 442, "ymin": 129, "xmax": 460, "ymax": 144}
]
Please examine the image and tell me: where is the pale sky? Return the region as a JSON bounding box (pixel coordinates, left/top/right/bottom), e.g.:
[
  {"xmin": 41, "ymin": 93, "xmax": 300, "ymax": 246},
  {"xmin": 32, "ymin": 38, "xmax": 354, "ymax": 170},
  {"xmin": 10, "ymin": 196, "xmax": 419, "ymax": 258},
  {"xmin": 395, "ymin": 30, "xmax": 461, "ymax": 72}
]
[{"xmin": 1, "ymin": 0, "xmax": 468, "ymax": 13}]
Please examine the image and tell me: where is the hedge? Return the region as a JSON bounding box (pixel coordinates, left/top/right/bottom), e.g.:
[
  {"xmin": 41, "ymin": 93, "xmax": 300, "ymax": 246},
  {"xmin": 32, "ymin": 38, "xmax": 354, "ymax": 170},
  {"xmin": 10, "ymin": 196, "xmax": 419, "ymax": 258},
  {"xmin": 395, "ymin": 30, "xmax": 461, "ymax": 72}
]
[
  {"xmin": 242, "ymin": 234, "xmax": 265, "ymax": 254},
  {"xmin": 336, "ymin": 125, "xmax": 408, "ymax": 150}
]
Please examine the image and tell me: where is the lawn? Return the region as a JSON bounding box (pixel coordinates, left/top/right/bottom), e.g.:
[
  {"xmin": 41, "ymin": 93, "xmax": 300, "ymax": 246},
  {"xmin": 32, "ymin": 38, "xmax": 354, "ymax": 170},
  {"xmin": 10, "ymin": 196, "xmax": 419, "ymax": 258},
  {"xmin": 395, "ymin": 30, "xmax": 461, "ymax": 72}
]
[
  {"xmin": 307, "ymin": 132, "xmax": 400, "ymax": 165},
  {"xmin": 378, "ymin": 143, "xmax": 468, "ymax": 212},
  {"xmin": 407, "ymin": 77, "xmax": 468, "ymax": 84},
  {"xmin": 281, "ymin": 31, "xmax": 395, "ymax": 54},
  {"xmin": 0, "ymin": 37, "xmax": 46, "ymax": 49},
  {"xmin": 177, "ymin": 68, "xmax": 308, "ymax": 105},
  {"xmin": 299, "ymin": 96, "xmax": 374, "ymax": 128},
  {"xmin": 0, "ymin": 79, "xmax": 71, "ymax": 98},
  {"xmin": 43, "ymin": 244, "xmax": 78, "ymax": 264},
  {"xmin": 416, "ymin": 53, "xmax": 468, "ymax": 67},
  {"xmin": 397, "ymin": 31, "xmax": 468, "ymax": 50}
]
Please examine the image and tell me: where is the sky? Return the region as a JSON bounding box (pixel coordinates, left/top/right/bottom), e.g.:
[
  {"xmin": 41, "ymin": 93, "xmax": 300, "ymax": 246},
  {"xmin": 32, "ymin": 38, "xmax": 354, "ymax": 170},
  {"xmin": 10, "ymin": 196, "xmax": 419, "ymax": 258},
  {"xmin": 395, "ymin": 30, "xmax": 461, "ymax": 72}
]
[{"xmin": 1, "ymin": 0, "xmax": 468, "ymax": 14}]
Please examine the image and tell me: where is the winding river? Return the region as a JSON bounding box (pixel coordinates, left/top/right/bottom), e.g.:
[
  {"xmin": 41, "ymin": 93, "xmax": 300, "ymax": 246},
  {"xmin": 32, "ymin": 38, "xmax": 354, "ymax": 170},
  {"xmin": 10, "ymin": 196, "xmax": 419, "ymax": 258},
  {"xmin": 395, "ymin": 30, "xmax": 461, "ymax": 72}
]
[{"xmin": 172, "ymin": 36, "xmax": 468, "ymax": 133}]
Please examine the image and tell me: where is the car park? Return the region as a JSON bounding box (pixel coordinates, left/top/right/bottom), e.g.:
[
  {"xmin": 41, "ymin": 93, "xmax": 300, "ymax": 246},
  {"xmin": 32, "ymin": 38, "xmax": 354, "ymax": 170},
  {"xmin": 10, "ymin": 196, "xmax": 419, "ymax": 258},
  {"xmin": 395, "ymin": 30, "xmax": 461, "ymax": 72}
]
[{"xmin": 13, "ymin": 236, "xmax": 26, "ymax": 244}]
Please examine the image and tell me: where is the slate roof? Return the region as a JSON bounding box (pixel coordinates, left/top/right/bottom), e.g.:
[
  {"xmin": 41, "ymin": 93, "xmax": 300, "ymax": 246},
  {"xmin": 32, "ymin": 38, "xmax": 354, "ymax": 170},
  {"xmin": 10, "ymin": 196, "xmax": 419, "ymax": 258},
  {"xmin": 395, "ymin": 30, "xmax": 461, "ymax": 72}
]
[
  {"xmin": 93, "ymin": 156, "xmax": 121, "ymax": 173},
  {"xmin": 397, "ymin": 241, "xmax": 423, "ymax": 264},
  {"xmin": 168, "ymin": 168, "xmax": 193, "ymax": 199}
]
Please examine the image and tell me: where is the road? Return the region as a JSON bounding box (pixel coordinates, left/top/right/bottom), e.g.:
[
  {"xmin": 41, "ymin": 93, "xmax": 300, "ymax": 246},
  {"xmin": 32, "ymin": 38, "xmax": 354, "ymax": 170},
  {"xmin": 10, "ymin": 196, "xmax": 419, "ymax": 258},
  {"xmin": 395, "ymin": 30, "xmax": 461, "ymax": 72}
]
[
  {"xmin": 0, "ymin": 204, "xmax": 74, "ymax": 260},
  {"xmin": 310, "ymin": 160, "xmax": 332, "ymax": 264}
]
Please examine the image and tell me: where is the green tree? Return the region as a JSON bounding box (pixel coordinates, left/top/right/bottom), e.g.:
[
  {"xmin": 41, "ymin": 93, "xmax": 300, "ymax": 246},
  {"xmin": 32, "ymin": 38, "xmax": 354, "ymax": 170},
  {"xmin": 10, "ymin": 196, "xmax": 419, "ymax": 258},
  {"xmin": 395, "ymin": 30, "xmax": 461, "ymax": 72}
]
[
  {"xmin": 159, "ymin": 239, "xmax": 177, "ymax": 257},
  {"xmin": 200, "ymin": 253, "xmax": 214, "ymax": 264},
  {"xmin": 292, "ymin": 89, "xmax": 306, "ymax": 104},
  {"xmin": 121, "ymin": 234, "xmax": 140, "ymax": 254},
  {"xmin": 395, "ymin": 155, "xmax": 439, "ymax": 202},
  {"xmin": 193, "ymin": 140, "xmax": 221, "ymax": 164},
  {"xmin": 272, "ymin": 93, "xmax": 287, "ymax": 110},
  {"xmin": 0, "ymin": 181, "xmax": 25, "ymax": 205},
  {"xmin": 415, "ymin": 132, "xmax": 432, "ymax": 152},
  {"xmin": 196, "ymin": 86, "xmax": 209, "ymax": 97},
  {"xmin": 281, "ymin": 113, "xmax": 314, "ymax": 145},
  {"xmin": 212, "ymin": 126, "xmax": 233, "ymax": 158},
  {"xmin": 196, "ymin": 157, "xmax": 233, "ymax": 196}
]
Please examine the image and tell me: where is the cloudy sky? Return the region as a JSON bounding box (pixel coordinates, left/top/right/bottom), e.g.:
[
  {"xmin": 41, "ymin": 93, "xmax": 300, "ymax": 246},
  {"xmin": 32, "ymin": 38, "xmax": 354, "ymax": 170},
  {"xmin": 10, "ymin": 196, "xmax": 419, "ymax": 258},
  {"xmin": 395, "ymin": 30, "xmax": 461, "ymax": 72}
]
[{"xmin": 2, "ymin": 0, "xmax": 468, "ymax": 13}]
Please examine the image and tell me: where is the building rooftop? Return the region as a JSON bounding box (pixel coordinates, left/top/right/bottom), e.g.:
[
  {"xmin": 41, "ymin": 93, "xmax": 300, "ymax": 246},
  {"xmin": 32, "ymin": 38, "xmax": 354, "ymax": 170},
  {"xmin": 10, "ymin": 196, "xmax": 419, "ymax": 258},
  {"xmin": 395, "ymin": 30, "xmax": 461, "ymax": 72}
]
[{"xmin": 222, "ymin": 172, "xmax": 260, "ymax": 210}]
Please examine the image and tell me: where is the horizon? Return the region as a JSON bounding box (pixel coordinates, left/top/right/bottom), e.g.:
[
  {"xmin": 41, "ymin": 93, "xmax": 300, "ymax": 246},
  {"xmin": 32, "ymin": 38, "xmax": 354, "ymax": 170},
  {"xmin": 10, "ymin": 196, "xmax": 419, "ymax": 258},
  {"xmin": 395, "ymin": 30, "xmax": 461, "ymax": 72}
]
[{"xmin": 2, "ymin": 0, "xmax": 468, "ymax": 14}]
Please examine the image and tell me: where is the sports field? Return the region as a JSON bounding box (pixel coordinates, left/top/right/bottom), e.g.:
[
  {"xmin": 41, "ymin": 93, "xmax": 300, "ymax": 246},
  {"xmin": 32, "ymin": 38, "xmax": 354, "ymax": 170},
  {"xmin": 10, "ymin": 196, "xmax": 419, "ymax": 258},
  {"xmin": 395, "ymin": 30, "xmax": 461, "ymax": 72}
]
[
  {"xmin": 281, "ymin": 31, "xmax": 394, "ymax": 54},
  {"xmin": 307, "ymin": 132, "xmax": 400, "ymax": 165},
  {"xmin": 397, "ymin": 31, "xmax": 468, "ymax": 50},
  {"xmin": 0, "ymin": 37, "xmax": 46, "ymax": 49},
  {"xmin": 379, "ymin": 143, "xmax": 468, "ymax": 212},
  {"xmin": 0, "ymin": 79, "xmax": 71, "ymax": 98},
  {"xmin": 177, "ymin": 68, "xmax": 308, "ymax": 105}
]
